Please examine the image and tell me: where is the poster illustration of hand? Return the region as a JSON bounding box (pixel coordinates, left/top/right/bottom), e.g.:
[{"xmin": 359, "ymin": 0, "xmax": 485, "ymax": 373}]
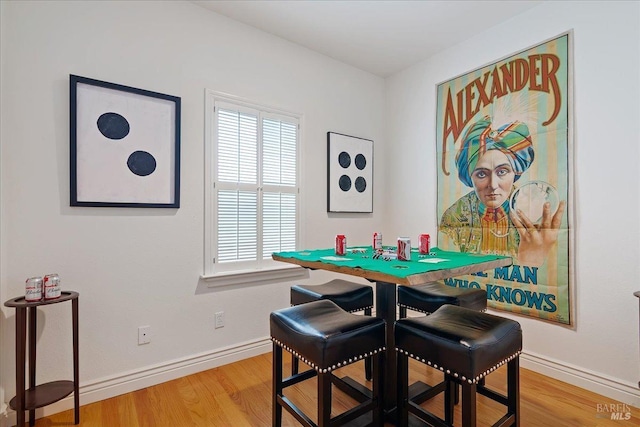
[{"xmin": 436, "ymin": 33, "xmax": 573, "ymax": 326}]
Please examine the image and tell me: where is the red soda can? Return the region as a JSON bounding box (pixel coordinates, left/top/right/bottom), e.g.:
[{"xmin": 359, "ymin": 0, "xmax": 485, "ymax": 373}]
[
  {"xmin": 335, "ymin": 235, "xmax": 346, "ymax": 256},
  {"xmin": 25, "ymin": 277, "xmax": 43, "ymax": 302},
  {"xmin": 397, "ymin": 237, "xmax": 411, "ymax": 261},
  {"xmin": 419, "ymin": 234, "xmax": 431, "ymax": 254},
  {"xmin": 373, "ymin": 232, "xmax": 382, "ymax": 250},
  {"xmin": 44, "ymin": 273, "xmax": 61, "ymax": 300}
]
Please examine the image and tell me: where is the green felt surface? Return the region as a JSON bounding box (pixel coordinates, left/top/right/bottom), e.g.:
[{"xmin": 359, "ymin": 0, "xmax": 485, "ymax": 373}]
[{"xmin": 273, "ymin": 246, "xmax": 507, "ymax": 279}]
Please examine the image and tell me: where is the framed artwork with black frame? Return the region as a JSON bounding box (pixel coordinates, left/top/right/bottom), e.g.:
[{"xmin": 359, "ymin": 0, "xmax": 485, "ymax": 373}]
[
  {"xmin": 327, "ymin": 132, "xmax": 373, "ymax": 213},
  {"xmin": 70, "ymin": 74, "xmax": 181, "ymax": 208}
]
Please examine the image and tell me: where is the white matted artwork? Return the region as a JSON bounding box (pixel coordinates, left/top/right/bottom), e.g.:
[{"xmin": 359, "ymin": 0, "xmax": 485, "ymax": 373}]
[
  {"xmin": 70, "ymin": 75, "xmax": 181, "ymax": 208},
  {"xmin": 327, "ymin": 132, "xmax": 373, "ymax": 213}
]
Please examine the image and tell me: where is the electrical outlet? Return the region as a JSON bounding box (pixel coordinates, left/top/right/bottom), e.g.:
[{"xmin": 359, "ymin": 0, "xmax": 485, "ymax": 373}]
[
  {"xmin": 138, "ymin": 325, "xmax": 151, "ymax": 345},
  {"xmin": 215, "ymin": 311, "xmax": 225, "ymax": 329}
]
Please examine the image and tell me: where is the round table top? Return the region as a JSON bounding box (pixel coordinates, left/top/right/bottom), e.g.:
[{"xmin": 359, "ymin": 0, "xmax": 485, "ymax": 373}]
[
  {"xmin": 4, "ymin": 291, "xmax": 79, "ymax": 308},
  {"xmin": 635, "ymin": 291, "xmax": 640, "ymax": 298}
]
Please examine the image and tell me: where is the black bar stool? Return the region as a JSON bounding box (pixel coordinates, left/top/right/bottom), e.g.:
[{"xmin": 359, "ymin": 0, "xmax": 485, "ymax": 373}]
[
  {"xmin": 397, "ymin": 282, "xmax": 487, "ymax": 318},
  {"xmin": 395, "ymin": 305, "xmax": 522, "ymax": 427},
  {"xmin": 291, "ymin": 279, "xmax": 374, "ymax": 379},
  {"xmin": 398, "ymin": 282, "xmax": 488, "ymax": 403},
  {"xmin": 270, "ymin": 300, "xmax": 385, "ymax": 427}
]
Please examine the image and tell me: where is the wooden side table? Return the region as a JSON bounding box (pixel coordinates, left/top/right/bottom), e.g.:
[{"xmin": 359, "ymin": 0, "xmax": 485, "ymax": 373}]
[{"xmin": 4, "ymin": 291, "xmax": 79, "ymax": 426}]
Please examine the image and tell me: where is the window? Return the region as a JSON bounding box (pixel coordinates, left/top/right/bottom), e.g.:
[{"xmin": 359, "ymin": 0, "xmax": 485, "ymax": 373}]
[{"xmin": 204, "ymin": 92, "xmax": 301, "ymax": 281}]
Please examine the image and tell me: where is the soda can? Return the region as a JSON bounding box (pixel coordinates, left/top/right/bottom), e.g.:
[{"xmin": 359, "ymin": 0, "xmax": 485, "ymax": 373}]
[
  {"xmin": 335, "ymin": 235, "xmax": 346, "ymax": 256},
  {"xmin": 397, "ymin": 237, "xmax": 411, "ymax": 261},
  {"xmin": 419, "ymin": 234, "xmax": 431, "ymax": 254},
  {"xmin": 25, "ymin": 277, "xmax": 43, "ymax": 302},
  {"xmin": 44, "ymin": 273, "xmax": 61, "ymax": 300},
  {"xmin": 373, "ymin": 232, "xmax": 383, "ymax": 250}
]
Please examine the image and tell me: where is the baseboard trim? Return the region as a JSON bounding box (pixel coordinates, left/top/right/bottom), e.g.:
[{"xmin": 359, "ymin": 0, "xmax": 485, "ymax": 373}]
[
  {"xmin": 521, "ymin": 350, "xmax": 640, "ymax": 408},
  {"xmin": 5, "ymin": 338, "xmax": 638, "ymax": 425},
  {"xmin": 4, "ymin": 337, "xmax": 272, "ymax": 426}
]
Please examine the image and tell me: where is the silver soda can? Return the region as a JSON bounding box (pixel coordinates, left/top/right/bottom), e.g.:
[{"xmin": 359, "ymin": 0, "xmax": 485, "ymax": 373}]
[
  {"xmin": 25, "ymin": 277, "xmax": 43, "ymax": 302},
  {"xmin": 397, "ymin": 237, "xmax": 411, "ymax": 261},
  {"xmin": 44, "ymin": 273, "xmax": 61, "ymax": 300}
]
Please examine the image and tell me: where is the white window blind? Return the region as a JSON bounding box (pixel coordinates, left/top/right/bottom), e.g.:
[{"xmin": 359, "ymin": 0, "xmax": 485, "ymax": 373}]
[{"xmin": 207, "ymin": 97, "xmax": 300, "ymax": 275}]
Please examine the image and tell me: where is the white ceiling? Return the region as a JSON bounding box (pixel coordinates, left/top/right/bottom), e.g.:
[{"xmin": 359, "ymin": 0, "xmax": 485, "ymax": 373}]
[{"xmin": 193, "ymin": 1, "xmax": 544, "ymax": 77}]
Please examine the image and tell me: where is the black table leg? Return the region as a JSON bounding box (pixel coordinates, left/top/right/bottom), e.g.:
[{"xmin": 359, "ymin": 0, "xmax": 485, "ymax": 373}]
[{"xmin": 375, "ymin": 281, "xmax": 397, "ymax": 417}]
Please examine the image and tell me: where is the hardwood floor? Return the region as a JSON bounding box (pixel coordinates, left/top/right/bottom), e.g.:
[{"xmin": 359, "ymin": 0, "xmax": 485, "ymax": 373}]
[{"xmin": 29, "ymin": 352, "xmax": 639, "ymax": 426}]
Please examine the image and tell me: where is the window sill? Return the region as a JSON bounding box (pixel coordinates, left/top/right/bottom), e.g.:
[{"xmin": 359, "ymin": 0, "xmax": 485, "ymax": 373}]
[{"xmin": 200, "ymin": 265, "xmax": 308, "ymax": 288}]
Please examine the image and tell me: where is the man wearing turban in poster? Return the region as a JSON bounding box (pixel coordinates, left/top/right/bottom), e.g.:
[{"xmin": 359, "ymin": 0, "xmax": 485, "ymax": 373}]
[{"xmin": 440, "ymin": 115, "xmax": 565, "ymax": 267}]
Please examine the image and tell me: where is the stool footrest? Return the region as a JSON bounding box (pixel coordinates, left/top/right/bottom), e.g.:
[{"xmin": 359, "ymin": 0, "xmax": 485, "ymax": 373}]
[
  {"xmin": 408, "ymin": 380, "xmax": 446, "ymax": 404},
  {"xmin": 407, "ymin": 402, "xmax": 450, "ymax": 427},
  {"xmin": 331, "ymin": 399, "xmax": 377, "ymax": 426},
  {"xmin": 281, "ymin": 370, "xmax": 317, "ymax": 388},
  {"xmin": 277, "ymin": 395, "xmax": 315, "ymax": 427},
  {"xmin": 477, "ymin": 384, "xmax": 508, "ymax": 406},
  {"xmin": 332, "ymin": 375, "xmax": 371, "ymax": 403},
  {"xmin": 493, "ymin": 413, "xmax": 517, "ymax": 427}
]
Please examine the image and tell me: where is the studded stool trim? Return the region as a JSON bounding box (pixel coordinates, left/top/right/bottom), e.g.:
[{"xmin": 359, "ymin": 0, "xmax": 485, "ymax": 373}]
[
  {"xmin": 397, "ymin": 303, "xmax": 433, "ymax": 315},
  {"xmin": 272, "ymin": 337, "xmax": 385, "ymax": 373},
  {"xmin": 347, "ymin": 305, "xmax": 373, "ymax": 313},
  {"xmin": 396, "ymin": 348, "xmax": 521, "ymax": 384}
]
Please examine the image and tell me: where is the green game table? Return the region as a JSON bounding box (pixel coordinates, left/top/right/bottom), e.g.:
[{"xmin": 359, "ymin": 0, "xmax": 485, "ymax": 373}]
[{"xmin": 273, "ymin": 246, "xmax": 512, "ymax": 424}]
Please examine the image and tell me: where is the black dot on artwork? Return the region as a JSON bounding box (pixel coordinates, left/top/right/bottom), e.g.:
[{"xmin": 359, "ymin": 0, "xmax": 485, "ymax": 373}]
[
  {"xmin": 97, "ymin": 112, "xmax": 130, "ymax": 140},
  {"xmin": 339, "ymin": 175, "xmax": 351, "ymax": 191},
  {"xmin": 355, "ymin": 154, "xmax": 367, "ymax": 170},
  {"xmin": 355, "ymin": 177, "xmax": 367, "ymax": 193},
  {"xmin": 338, "ymin": 151, "xmax": 351, "ymax": 168},
  {"xmin": 127, "ymin": 151, "xmax": 156, "ymax": 176}
]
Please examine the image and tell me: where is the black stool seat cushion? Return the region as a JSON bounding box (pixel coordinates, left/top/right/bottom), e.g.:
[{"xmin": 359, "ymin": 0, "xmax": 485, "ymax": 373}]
[
  {"xmin": 395, "ymin": 305, "xmax": 521, "ymax": 383},
  {"xmin": 398, "ymin": 282, "xmax": 487, "ymax": 313},
  {"xmin": 291, "ymin": 279, "xmax": 373, "ymax": 313},
  {"xmin": 271, "ymin": 300, "xmax": 385, "ymax": 372}
]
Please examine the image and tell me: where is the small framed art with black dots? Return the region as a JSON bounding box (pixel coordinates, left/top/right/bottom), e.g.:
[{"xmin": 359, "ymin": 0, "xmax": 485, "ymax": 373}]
[
  {"xmin": 70, "ymin": 75, "xmax": 180, "ymax": 208},
  {"xmin": 327, "ymin": 132, "xmax": 373, "ymax": 213}
]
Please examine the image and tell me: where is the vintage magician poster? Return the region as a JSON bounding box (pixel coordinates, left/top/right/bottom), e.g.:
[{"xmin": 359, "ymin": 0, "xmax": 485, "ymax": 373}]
[{"xmin": 436, "ymin": 33, "xmax": 573, "ymax": 325}]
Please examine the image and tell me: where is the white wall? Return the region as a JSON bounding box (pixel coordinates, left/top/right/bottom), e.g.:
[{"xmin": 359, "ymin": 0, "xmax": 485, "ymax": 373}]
[
  {"xmin": 385, "ymin": 1, "xmax": 640, "ymax": 406},
  {"xmin": 0, "ymin": 0, "xmax": 386, "ymax": 421},
  {"xmin": 2, "ymin": 0, "xmax": 639, "ymax": 422}
]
